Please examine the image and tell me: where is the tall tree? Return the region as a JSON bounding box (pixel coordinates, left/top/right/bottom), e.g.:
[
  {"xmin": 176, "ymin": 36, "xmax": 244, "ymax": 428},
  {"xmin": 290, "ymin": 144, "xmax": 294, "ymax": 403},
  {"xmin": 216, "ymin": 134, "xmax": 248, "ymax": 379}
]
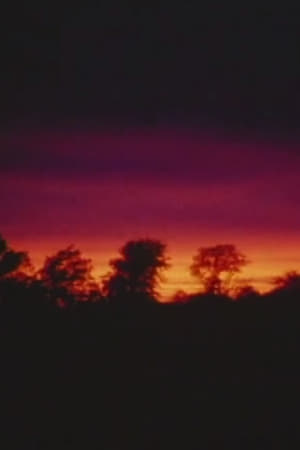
[
  {"xmin": 39, "ymin": 245, "xmax": 96, "ymax": 306},
  {"xmin": 102, "ymin": 239, "xmax": 169, "ymax": 302},
  {"xmin": 191, "ymin": 244, "xmax": 248, "ymax": 295}
]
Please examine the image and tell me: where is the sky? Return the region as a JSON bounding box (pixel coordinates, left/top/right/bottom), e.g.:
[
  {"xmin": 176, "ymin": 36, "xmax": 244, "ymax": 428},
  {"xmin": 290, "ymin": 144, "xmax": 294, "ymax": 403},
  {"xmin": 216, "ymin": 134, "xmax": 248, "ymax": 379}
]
[
  {"xmin": 2, "ymin": 4, "xmax": 300, "ymax": 131},
  {"xmin": 1, "ymin": 4, "xmax": 300, "ymax": 298},
  {"xmin": 1, "ymin": 127, "xmax": 300, "ymax": 298}
]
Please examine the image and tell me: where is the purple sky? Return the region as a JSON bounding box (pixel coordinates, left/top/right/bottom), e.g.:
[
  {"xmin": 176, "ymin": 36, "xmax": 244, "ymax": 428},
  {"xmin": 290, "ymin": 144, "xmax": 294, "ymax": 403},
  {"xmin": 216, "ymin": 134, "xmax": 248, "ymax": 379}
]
[{"xmin": 1, "ymin": 127, "xmax": 300, "ymax": 297}]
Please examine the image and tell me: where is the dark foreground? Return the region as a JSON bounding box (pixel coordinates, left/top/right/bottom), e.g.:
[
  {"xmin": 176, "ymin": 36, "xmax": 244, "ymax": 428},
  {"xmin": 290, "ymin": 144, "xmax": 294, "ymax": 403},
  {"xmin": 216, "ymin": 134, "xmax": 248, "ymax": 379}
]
[{"xmin": 1, "ymin": 296, "xmax": 300, "ymax": 450}]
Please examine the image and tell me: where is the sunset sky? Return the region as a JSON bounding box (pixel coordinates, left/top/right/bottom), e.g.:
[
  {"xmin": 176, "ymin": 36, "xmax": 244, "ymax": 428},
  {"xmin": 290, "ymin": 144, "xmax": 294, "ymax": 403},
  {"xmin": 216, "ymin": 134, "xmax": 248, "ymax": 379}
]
[
  {"xmin": 2, "ymin": 4, "xmax": 300, "ymax": 299},
  {"xmin": 1, "ymin": 128, "xmax": 300, "ymax": 299}
]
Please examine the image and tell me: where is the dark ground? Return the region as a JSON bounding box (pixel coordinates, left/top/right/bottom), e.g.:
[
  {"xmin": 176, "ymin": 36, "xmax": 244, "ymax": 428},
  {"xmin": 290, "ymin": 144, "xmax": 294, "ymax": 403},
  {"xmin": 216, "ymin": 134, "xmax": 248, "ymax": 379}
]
[{"xmin": 1, "ymin": 294, "xmax": 300, "ymax": 449}]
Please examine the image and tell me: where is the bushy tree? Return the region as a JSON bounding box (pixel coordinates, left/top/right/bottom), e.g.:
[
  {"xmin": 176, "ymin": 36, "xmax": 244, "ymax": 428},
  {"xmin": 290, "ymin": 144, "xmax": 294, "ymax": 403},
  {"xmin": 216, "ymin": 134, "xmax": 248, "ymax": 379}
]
[
  {"xmin": 102, "ymin": 239, "xmax": 169, "ymax": 303},
  {"xmin": 191, "ymin": 244, "xmax": 248, "ymax": 295},
  {"xmin": 39, "ymin": 245, "xmax": 97, "ymax": 306}
]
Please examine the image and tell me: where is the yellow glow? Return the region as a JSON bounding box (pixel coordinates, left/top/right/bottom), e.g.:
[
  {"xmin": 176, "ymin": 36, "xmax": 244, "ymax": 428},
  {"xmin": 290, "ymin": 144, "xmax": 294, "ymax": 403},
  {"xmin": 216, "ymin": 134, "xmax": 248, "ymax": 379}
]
[{"xmin": 11, "ymin": 234, "xmax": 300, "ymax": 302}]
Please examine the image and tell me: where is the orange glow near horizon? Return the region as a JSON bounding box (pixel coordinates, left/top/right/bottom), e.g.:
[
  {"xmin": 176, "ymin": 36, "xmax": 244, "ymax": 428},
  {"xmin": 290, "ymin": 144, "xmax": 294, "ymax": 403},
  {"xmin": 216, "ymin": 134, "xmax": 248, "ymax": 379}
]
[{"xmin": 9, "ymin": 234, "xmax": 300, "ymax": 301}]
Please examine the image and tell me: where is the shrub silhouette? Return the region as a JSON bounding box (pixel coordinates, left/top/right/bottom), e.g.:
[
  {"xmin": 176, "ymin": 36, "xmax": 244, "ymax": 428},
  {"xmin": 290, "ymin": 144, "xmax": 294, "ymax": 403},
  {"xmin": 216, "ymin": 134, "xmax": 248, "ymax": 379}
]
[
  {"xmin": 234, "ymin": 284, "xmax": 259, "ymax": 301},
  {"xmin": 191, "ymin": 244, "xmax": 248, "ymax": 295},
  {"xmin": 0, "ymin": 234, "xmax": 29, "ymax": 279},
  {"xmin": 272, "ymin": 270, "xmax": 300, "ymax": 294},
  {"xmin": 102, "ymin": 239, "xmax": 170, "ymax": 303},
  {"xmin": 0, "ymin": 234, "xmax": 32, "ymax": 305}
]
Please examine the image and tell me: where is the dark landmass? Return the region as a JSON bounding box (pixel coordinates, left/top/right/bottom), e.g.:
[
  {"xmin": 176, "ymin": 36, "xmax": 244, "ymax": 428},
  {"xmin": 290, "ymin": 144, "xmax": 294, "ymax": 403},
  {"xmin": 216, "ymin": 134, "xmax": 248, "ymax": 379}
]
[{"xmin": 1, "ymin": 291, "xmax": 300, "ymax": 450}]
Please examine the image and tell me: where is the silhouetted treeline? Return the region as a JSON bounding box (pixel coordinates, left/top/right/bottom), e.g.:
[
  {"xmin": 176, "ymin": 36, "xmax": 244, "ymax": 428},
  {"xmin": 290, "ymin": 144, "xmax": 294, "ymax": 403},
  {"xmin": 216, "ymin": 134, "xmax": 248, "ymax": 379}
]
[
  {"xmin": 1, "ymin": 232, "xmax": 299, "ymax": 308},
  {"xmin": 1, "ymin": 233, "xmax": 300, "ymax": 449}
]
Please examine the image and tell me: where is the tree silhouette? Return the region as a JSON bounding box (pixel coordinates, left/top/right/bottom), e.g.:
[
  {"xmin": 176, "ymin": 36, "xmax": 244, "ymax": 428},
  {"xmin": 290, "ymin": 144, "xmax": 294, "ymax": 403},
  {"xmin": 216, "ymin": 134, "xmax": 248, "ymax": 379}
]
[
  {"xmin": 0, "ymin": 234, "xmax": 29, "ymax": 279},
  {"xmin": 234, "ymin": 284, "xmax": 260, "ymax": 301},
  {"xmin": 272, "ymin": 271, "xmax": 300, "ymax": 294},
  {"xmin": 190, "ymin": 244, "xmax": 248, "ymax": 295},
  {"xmin": 0, "ymin": 234, "xmax": 32, "ymax": 306},
  {"xmin": 39, "ymin": 245, "xmax": 96, "ymax": 307},
  {"xmin": 172, "ymin": 289, "xmax": 189, "ymax": 303},
  {"xmin": 102, "ymin": 239, "xmax": 169, "ymax": 303}
]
